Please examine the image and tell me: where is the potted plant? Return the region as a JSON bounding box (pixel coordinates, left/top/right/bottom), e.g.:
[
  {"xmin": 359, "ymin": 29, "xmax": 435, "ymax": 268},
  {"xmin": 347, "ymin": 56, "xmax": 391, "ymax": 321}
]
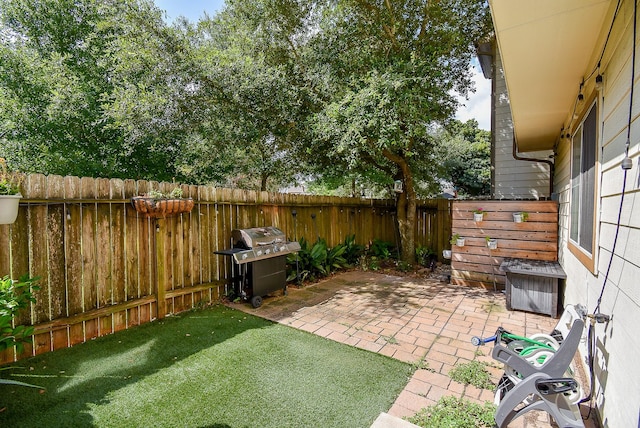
[
  {"xmin": 131, "ymin": 187, "xmax": 194, "ymax": 218},
  {"xmin": 442, "ymin": 249, "xmax": 452, "ymax": 259},
  {"xmin": 486, "ymin": 236, "xmax": 498, "ymax": 250},
  {"xmin": 473, "ymin": 208, "xmax": 485, "ymax": 222},
  {"xmin": 450, "ymin": 233, "xmax": 465, "ymax": 247},
  {"xmin": 0, "ymin": 158, "xmax": 24, "ymax": 224},
  {"xmin": 513, "ymin": 211, "xmax": 529, "ymax": 223}
]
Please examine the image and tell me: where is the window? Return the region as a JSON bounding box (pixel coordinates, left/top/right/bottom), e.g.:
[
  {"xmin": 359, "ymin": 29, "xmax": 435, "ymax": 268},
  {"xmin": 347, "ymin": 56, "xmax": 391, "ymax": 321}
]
[{"xmin": 569, "ymin": 101, "xmax": 597, "ymax": 268}]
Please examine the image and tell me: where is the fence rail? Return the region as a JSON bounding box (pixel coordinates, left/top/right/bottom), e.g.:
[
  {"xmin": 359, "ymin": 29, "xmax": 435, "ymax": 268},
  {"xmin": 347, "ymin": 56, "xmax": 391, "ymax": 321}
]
[{"xmin": 0, "ymin": 174, "xmax": 451, "ymax": 363}]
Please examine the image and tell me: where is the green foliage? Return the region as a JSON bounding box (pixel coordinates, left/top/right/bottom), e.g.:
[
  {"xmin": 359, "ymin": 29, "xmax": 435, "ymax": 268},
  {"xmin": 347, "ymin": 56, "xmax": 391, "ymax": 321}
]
[
  {"xmin": 144, "ymin": 188, "xmax": 184, "ymax": 199},
  {"xmin": 368, "ymin": 239, "xmax": 396, "ymax": 260},
  {"xmin": 432, "ymin": 119, "xmax": 491, "ymax": 197},
  {"xmin": 395, "ymin": 260, "xmax": 413, "ymax": 273},
  {"xmin": 448, "ymin": 360, "xmax": 496, "ymax": 391},
  {"xmin": 286, "ymin": 236, "xmax": 350, "ymax": 283},
  {"xmin": 0, "ymin": 274, "xmax": 39, "ymax": 353},
  {"xmin": 407, "ymin": 396, "xmax": 496, "ymax": 428},
  {"xmin": 0, "ymin": 157, "xmax": 22, "ymax": 195},
  {"xmin": 415, "ymin": 245, "xmax": 436, "ymax": 267},
  {"xmin": 342, "ymin": 234, "xmax": 364, "ymax": 265},
  {"xmin": 450, "ymin": 233, "xmax": 461, "ymax": 245}
]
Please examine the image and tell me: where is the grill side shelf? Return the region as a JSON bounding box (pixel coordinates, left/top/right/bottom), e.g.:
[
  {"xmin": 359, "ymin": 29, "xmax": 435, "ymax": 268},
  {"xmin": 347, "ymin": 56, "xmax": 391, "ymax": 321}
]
[{"xmin": 217, "ymin": 242, "xmax": 301, "ymax": 264}]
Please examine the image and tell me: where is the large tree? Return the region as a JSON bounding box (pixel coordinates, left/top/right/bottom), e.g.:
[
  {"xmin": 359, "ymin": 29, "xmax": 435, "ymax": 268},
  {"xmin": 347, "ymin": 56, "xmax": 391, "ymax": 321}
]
[
  {"xmin": 434, "ymin": 119, "xmax": 491, "ymax": 197},
  {"xmin": 0, "ymin": 0, "xmax": 208, "ymax": 181},
  {"xmin": 305, "ymin": 0, "xmax": 492, "ymax": 262}
]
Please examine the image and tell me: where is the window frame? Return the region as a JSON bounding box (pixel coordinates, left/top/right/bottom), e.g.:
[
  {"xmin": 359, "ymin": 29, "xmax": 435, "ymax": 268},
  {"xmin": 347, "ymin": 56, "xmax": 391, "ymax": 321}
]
[{"xmin": 568, "ymin": 99, "xmax": 598, "ymax": 273}]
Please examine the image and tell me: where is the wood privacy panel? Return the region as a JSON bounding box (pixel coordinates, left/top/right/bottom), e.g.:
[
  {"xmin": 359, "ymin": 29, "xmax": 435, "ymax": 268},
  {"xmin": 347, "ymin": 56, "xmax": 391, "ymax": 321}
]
[
  {"xmin": 450, "ymin": 201, "xmax": 559, "ymax": 289},
  {"xmin": 0, "ymin": 174, "xmax": 452, "ymax": 363}
]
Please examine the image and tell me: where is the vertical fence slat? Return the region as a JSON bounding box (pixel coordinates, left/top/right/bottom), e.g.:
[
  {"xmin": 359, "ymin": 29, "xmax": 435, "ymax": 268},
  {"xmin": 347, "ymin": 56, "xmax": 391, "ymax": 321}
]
[
  {"xmin": 46, "ymin": 175, "xmax": 66, "ymax": 353},
  {"xmin": 124, "ymin": 180, "xmax": 140, "ymax": 303}
]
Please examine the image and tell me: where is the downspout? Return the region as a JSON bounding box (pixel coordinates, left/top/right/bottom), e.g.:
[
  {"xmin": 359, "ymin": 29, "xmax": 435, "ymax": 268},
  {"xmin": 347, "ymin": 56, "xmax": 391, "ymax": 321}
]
[{"xmin": 512, "ymin": 136, "xmax": 555, "ymax": 197}]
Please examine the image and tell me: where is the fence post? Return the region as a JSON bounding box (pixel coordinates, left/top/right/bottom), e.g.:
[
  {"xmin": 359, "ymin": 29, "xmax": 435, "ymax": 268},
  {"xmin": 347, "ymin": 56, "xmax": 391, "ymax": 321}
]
[
  {"xmin": 154, "ymin": 218, "xmax": 167, "ymax": 319},
  {"xmin": 437, "ymin": 199, "xmax": 452, "ymax": 261}
]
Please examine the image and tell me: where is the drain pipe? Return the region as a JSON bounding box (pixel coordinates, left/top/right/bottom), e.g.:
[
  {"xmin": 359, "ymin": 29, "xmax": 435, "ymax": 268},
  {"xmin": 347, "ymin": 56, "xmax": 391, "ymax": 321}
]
[{"xmin": 512, "ymin": 136, "xmax": 555, "ymax": 197}]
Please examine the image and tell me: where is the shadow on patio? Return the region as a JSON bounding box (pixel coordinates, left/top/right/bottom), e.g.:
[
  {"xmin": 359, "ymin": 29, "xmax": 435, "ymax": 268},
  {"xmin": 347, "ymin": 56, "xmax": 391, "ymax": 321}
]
[{"xmin": 228, "ymin": 270, "xmax": 597, "ymax": 428}]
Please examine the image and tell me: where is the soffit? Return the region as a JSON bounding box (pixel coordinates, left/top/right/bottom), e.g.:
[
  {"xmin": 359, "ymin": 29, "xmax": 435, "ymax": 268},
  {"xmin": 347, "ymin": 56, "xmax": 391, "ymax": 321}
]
[{"xmin": 489, "ymin": 0, "xmax": 612, "ymax": 152}]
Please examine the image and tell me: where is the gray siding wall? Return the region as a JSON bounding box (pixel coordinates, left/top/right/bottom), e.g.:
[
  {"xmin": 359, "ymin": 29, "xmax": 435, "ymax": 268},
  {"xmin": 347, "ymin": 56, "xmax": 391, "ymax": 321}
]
[{"xmin": 493, "ymin": 48, "xmax": 552, "ymax": 200}]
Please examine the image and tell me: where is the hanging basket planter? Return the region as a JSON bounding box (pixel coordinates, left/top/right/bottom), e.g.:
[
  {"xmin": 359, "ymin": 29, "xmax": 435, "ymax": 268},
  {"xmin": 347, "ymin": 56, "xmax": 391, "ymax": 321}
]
[
  {"xmin": 442, "ymin": 249, "xmax": 452, "ymax": 259},
  {"xmin": 513, "ymin": 212, "xmax": 523, "ymax": 223},
  {"xmin": 455, "ymin": 237, "xmax": 465, "ymax": 247},
  {"xmin": 131, "ymin": 196, "xmax": 194, "ymax": 218},
  {"xmin": 0, "ymin": 194, "xmax": 22, "ymax": 224},
  {"xmin": 473, "ymin": 212, "xmax": 484, "ymax": 222}
]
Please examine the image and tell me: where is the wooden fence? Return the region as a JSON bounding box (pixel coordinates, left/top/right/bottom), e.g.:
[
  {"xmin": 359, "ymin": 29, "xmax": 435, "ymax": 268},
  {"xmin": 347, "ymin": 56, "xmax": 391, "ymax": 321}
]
[
  {"xmin": 450, "ymin": 200, "xmax": 559, "ymax": 289},
  {"xmin": 0, "ymin": 174, "xmax": 451, "ymax": 363}
]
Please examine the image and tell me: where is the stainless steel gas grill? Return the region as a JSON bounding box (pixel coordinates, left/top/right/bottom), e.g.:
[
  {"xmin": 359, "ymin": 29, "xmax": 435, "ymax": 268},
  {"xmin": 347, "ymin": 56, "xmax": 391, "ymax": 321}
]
[{"xmin": 215, "ymin": 227, "xmax": 300, "ymax": 308}]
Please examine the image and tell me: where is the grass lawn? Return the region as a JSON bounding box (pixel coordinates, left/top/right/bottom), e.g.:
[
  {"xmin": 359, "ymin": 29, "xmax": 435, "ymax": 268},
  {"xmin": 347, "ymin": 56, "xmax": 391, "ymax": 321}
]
[{"xmin": 0, "ymin": 305, "xmax": 413, "ymax": 427}]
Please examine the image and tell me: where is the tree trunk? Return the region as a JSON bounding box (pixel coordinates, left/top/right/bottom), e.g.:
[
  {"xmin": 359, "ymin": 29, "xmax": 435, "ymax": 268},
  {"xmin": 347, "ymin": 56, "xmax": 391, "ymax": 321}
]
[
  {"xmin": 383, "ymin": 150, "xmax": 416, "ymax": 264},
  {"xmin": 260, "ymin": 174, "xmax": 268, "ymax": 192}
]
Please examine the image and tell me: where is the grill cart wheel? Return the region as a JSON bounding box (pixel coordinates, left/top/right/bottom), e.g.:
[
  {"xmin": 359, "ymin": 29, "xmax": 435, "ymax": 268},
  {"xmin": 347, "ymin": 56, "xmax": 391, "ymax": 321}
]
[{"xmin": 251, "ymin": 295, "xmax": 263, "ymax": 308}]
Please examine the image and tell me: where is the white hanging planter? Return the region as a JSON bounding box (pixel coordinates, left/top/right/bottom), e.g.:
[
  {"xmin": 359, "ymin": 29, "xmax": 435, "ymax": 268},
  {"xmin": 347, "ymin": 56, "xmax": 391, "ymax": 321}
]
[
  {"xmin": 473, "ymin": 213, "xmax": 484, "ymax": 222},
  {"xmin": 487, "ymin": 239, "xmax": 498, "ymax": 250},
  {"xmin": 442, "ymin": 249, "xmax": 452, "ymax": 259},
  {"xmin": 513, "ymin": 212, "xmax": 523, "ymax": 223},
  {"xmin": 0, "ymin": 194, "xmax": 22, "ymax": 224},
  {"xmin": 455, "ymin": 237, "xmax": 465, "ymax": 247}
]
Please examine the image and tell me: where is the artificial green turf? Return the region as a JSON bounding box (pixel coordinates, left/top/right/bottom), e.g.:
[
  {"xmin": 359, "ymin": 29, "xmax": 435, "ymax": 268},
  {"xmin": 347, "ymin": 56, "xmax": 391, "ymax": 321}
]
[{"xmin": 0, "ymin": 305, "xmax": 413, "ymax": 427}]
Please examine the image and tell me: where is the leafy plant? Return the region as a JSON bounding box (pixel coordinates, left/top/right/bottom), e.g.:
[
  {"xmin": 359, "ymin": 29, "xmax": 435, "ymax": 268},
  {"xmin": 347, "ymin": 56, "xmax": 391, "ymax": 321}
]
[
  {"xmin": 416, "ymin": 245, "xmax": 436, "ymax": 268},
  {"xmin": 342, "ymin": 234, "xmax": 364, "ymax": 265},
  {"xmin": 326, "ymin": 242, "xmax": 349, "ymax": 272},
  {"xmin": 286, "ymin": 237, "xmax": 349, "ymax": 283},
  {"xmin": 396, "ymin": 260, "xmax": 413, "ymax": 272},
  {"xmin": 448, "ymin": 360, "xmax": 495, "ymax": 391},
  {"xmin": 473, "ymin": 207, "xmax": 484, "ymax": 215},
  {"xmin": 407, "ymin": 396, "xmax": 496, "ymax": 428},
  {"xmin": 287, "ymin": 237, "xmax": 317, "ymax": 283},
  {"xmin": 367, "ymin": 256, "xmax": 381, "ymax": 271},
  {"xmin": 521, "ymin": 211, "xmax": 529, "ymax": 221},
  {"xmin": 0, "ymin": 158, "xmax": 23, "ymax": 195},
  {"xmin": 144, "ymin": 188, "xmax": 184, "ymax": 199},
  {"xmin": 0, "ymin": 274, "xmax": 39, "ymax": 353},
  {"xmin": 368, "ymin": 239, "xmax": 396, "ymax": 260},
  {"xmin": 450, "ymin": 233, "xmax": 461, "ymax": 245},
  {"xmin": 1, "ymin": 274, "xmax": 43, "ymax": 389}
]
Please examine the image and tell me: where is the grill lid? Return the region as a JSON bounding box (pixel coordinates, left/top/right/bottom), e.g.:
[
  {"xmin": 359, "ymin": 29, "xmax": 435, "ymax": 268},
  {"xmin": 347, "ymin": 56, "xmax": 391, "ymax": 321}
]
[{"xmin": 232, "ymin": 226, "xmax": 286, "ymax": 249}]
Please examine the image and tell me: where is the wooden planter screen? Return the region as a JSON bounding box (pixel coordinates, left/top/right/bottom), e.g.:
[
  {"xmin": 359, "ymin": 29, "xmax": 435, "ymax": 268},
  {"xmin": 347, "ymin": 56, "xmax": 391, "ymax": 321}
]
[{"xmin": 450, "ymin": 200, "xmax": 559, "ymax": 289}]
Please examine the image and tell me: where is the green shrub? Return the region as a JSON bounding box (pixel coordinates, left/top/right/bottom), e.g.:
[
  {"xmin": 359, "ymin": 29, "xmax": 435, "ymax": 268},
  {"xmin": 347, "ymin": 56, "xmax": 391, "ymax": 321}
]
[
  {"xmin": 415, "ymin": 245, "xmax": 436, "ymax": 267},
  {"xmin": 368, "ymin": 239, "xmax": 396, "ymax": 259},
  {"xmin": 1, "ymin": 274, "xmax": 39, "ymax": 353},
  {"xmin": 286, "ymin": 237, "xmax": 350, "ymax": 283},
  {"xmin": 0, "ymin": 274, "xmax": 43, "ymax": 389},
  {"xmin": 407, "ymin": 396, "xmax": 496, "ymax": 428},
  {"xmin": 342, "ymin": 234, "xmax": 364, "ymax": 265},
  {"xmin": 396, "ymin": 260, "xmax": 413, "ymax": 272}
]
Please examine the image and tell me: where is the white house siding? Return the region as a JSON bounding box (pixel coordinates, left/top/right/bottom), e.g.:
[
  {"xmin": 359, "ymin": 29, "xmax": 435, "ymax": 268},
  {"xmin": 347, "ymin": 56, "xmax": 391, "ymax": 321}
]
[
  {"xmin": 493, "ymin": 47, "xmax": 552, "ymax": 200},
  {"xmin": 554, "ymin": 1, "xmax": 640, "ymax": 426}
]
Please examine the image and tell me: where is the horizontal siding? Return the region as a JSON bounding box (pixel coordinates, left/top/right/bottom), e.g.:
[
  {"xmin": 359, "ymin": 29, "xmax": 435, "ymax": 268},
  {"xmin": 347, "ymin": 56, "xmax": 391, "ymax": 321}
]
[
  {"xmin": 552, "ymin": 0, "xmax": 640, "ymax": 426},
  {"xmin": 493, "ymin": 47, "xmax": 551, "ymax": 200}
]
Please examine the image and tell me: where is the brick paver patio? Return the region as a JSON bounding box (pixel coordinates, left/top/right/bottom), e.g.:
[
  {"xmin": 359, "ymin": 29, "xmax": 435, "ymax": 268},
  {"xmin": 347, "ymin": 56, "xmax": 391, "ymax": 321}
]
[{"xmin": 228, "ymin": 270, "xmax": 596, "ymax": 427}]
